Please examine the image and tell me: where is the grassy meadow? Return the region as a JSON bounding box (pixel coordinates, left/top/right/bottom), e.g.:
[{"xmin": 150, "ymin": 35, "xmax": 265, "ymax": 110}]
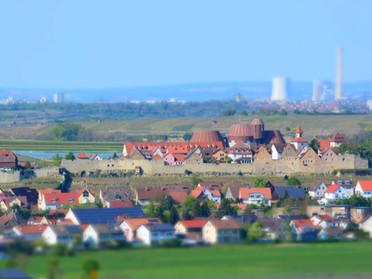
[{"xmin": 2, "ymin": 242, "xmax": 372, "ymax": 279}]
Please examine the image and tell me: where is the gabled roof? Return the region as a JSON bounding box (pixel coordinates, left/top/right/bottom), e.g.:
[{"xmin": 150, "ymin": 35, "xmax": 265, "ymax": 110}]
[
  {"xmin": 10, "ymin": 187, "xmax": 38, "ymax": 204},
  {"xmin": 14, "ymin": 225, "xmax": 47, "ymax": 235},
  {"xmin": 240, "ymin": 187, "xmax": 272, "ymax": 200},
  {"xmin": 178, "ymin": 219, "xmax": 208, "ymax": 229},
  {"xmin": 274, "ymin": 186, "xmax": 306, "ymax": 199},
  {"xmin": 167, "ymin": 191, "xmax": 188, "ymax": 205},
  {"xmin": 357, "ymin": 180, "xmax": 372, "ymax": 191},
  {"xmin": 291, "ymin": 219, "xmax": 317, "ymax": 231},
  {"xmin": 330, "ymin": 133, "xmax": 345, "ymax": 143},
  {"xmin": 77, "ymin": 151, "xmax": 89, "ymax": 159},
  {"xmin": 43, "ymin": 192, "xmax": 79, "ymax": 205},
  {"xmin": 122, "ymin": 218, "xmax": 161, "ymax": 230},
  {"xmin": 100, "ymin": 187, "xmax": 132, "ymax": 201},
  {"xmin": 291, "ymin": 137, "xmax": 308, "ymax": 143},
  {"xmin": 142, "ymin": 223, "xmax": 175, "ymax": 232},
  {"xmin": 207, "ymin": 220, "xmax": 240, "ymax": 230},
  {"xmin": 48, "ymin": 224, "xmax": 83, "ymax": 235},
  {"xmin": 296, "ymin": 124, "xmax": 303, "ymax": 134},
  {"xmin": 108, "ymin": 200, "xmax": 134, "ymax": 208},
  {"xmin": 325, "ymin": 184, "xmax": 341, "ymax": 194},
  {"xmin": 87, "ymin": 224, "xmax": 122, "ymax": 235},
  {"xmin": 136, "ymin": 187, "xmax": 163, "ymax": 200},
  {"xmin": 308, "ymin": 181, "xmax": 326, "ymax": 191},
  {"xmin": 69, "ymin": 208, "xmax": 146, "ymax": 224}
]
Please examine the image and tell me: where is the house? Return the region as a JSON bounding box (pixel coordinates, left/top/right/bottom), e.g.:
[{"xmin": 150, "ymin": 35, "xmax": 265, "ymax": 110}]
[
  {"xmin": 310, "ymin": 215, "xmax": 340, "ymax": 229},
  {"xmin": 202, "ymin": 220, "xmax": 241, "ymax": 244},
  {"xmin": 42, "ymin": 224, "xmax": 83, "ymax": 246},
  {"xmin": 355, "ymin": 180, "xmax": 372, "ymax": 199},
  {"xmin": 308, "ymin": 182, "xmax": 327, "ymax": 199},
  {"xmin": 221, "ymin": 214, "xmax": 258, "ymax": 225},
  {"xmin": 359, "ymin": 216, "xmax": 372, "ymax": 238},
  {"xmin": 225, "ymin": 184, "xmax": 243, "ymax": 200},
  {"xmin": 99, "ymin": 187, "xmax": 132, "ymax": 208},
  {"xmin": 190, "ymin": 185, "xmax": 221, "ymax": 203},
  {"xmin": 12, "ymin": 225, "xmax": 47, "ymax": 241},
  {"xmin": 10, "ymin": 187, "xmax": 38, "ymax": 207},
  {"xmin": 136, "ymin": 223, "xmax": 175, "ymax": 246},
  {"xmin": 330, "ymin": 133, "xmax": 345, "ymax": 148},
  {"xmin": 107, "ymin": 200, "xmax": 134, "ymax": 208},
  {"xmin": 0, "ymin": 150, "xmax": 18, "ymax": 169},
  {"xmin": 77, "ymin": 151, "xmax": 89, "ymax": 160},
  {"xmin": 318, "ymin": 227, "xmax": 345, "ymax": 240},
  {"xmin": 163, "ymin": 153, "xmax": 185, "ymax": 166},
  {"xmin": 119, "ymin": 218, "xmax": 161, "ymax": 242},
  {"xmin": 75, "ymin": 188, "xmax": 95, "ymax": 204},
  {"xmin": 174, "ymin": 219, "xmax": 208, "ymax": 240},
  {"xmin": 65, "ymin": 207, "xmax": 146, "ymax": 225},
  {"xmin": 323, "ymin": 184, "xmax": 353, "ymax": 204},
  {"xmin": 212, "ymin": 149, "xmax": 227, "ymax": 162},
  {"xmin": 290, "ymin": 219, "xmax": 318, "ymax": 241},
  {"xmin": 225, "ymin": 142, "xmax": 253, "ymax": 164},
  {"xmin": 259, "ymin": 218, "xmax": 287, "ymax": 240},
  {"xmin": 83, "ymin": 224, "xmax": 124, "ymax": 248},
  {"xmin": 0, "ymin": 196, "xmax": 28, "ymax": 211},
  {"xmin": 167, "ymin": 191, "xmax": 188, "ymax": 205},
  {"xmin": 239, "ymin": 187, "xmax": 272, "ymax": 206},
  {"xmin": 135, "ymin": 187, "xmax": 163, "ymax": 206},
  {"xmin": 39, "ymin": 191, "xmax": 79, "ymax": 210},
  {"xmin": 271, "ymin": 186, "xmax": 306, "ymax": 201},
  {"xmin": 271, "ymin": 143, "xmax": 286, "ymax": 160}
]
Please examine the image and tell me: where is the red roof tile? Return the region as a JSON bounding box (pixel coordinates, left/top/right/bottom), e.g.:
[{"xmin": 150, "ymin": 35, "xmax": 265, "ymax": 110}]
[
  {"xmin": 357, "ymin": 180, "xmax": 372, "ymax": 191},
  {"xmin": 239, "ymin": 187, "xmax": 272, "ymax": 200},
  {"xmin": 178, "ymin": 219, "xmax": 208, "ymax": 228},
  {"xmin": 15, "ymin": 225, "xmax": 48, "ymax": 234},
  {"xmin": 325, "ymin": 184, "xmax": 340, "ymax": 193}
]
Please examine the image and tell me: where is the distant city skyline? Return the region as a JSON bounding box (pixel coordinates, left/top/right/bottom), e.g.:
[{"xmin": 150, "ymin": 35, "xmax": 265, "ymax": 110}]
[{"xmin": 0, "ymin": 1, "xmax": 372, "ymax": 89}]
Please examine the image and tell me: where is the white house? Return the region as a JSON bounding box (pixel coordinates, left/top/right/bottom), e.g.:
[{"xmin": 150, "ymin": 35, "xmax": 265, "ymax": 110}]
[
  {"xmin": 190, "ymin": 186, "xmax": 221, "ymax": 204},
  {"xmin": 83, "ymin": 224, "xmax": 124, "ymax": 248},
  {"xmin": 359, "ymin": 216, "xmax": 372, "ymax": 238},
  {"xmin": 202, "ymin": 220, "xmax": 241, "ymax": 244},
  {"xmin": 323, "ymin": 184, "xmax": 353, "ymax": 204},
  {"xmin": 12, "ymin": 225, "xmax": 47, "ymax": 241},
  {"xmin": 42, "ymin": 225, "xmax": 82, "ymax": 246},
  {"xmin": 310, "ymin": 215, "xmax": 340, "ymax": 229},
  {"xmin": 239, "ymin": 188, "xmax": 272, "ymax": 207},
  {"xmin": 355, "ymin": 180, "xmax": 372, "ymax": 199},
  {"xmin": 119, "ymin": 218, "xmax": 161, "ymax": 242},
  {"xmin": 136, "ymin": 223, "xmax": 175, "ymax": 246},
  {"xmin": 308, "ymin": 182, "xmax": 328, "ymax": 199},
  {"xmin": 271, "ymin": 144, "xmax": 286, "ymax": 160}
]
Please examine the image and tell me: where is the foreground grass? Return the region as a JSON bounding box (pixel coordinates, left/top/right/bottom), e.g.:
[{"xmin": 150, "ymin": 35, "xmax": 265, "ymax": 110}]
[{"xmin": 2, "ymin": 242, "xmax": 372, "ymax": 279}]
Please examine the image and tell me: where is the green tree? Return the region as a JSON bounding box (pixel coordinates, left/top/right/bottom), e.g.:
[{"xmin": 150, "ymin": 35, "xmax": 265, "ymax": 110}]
[
  {"xmin": 309, "ymin": 138, "xmax": 320, "ymax": 154},
  {"xmin": 169, "ymin": 206, "xmax": 180, "ymax": 225},
  {"xmin": 50, "ymin": 122, "xmax": 85, "ymax": 141},
  {"xmin": 82, "ymin": 259, "xmax": 99, "ymax": 279},
  {"xmin": 225, "ymin": 157, "xmax": 233, "ymax": 164},
  {"xmin": 248, "ymin": 221, "xmax": 265, "ymax": 242},
  {"xmin": 64, "ymin": 152, "xmax": 76, "ymax": 160},
  {"xmin": 52, "ymin": 153, "xmax": 62, "ymax": 166},
  {"xmin": 287, "ymin": 176, "xmax": 301, "ymax": 186},
  {"xmin": 253, "ymin": 177, "xmax": 266, "ymax": 188},
  {"xmin": 191, "ymin": 175, "xmax": 203, "ymax": 188},
  {"xmin": 217, "ymin": 199, "xmax": 237, "ymax": 218}
]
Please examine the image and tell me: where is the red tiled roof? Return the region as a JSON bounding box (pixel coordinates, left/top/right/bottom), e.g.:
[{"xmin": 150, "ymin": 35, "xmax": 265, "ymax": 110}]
[
  {"xmin": 357, "ymin": 180, "xmax": 372, "ymax": 191},
  {"xmin": 167, "ymin": 191, "xmax": 188, "ymax": 205},
  {"xmin": 43, "ymin": 192, "xmax": 79, "ymax": 205},
  {"xmin": 190, "ymin": 130, "xmax": 224, "ymax": 144},
  {"xmin": 178, "ymin": 219, "xmax": 208, "ymax": 228},
  {"xmin": 291, "ymin": 137, "xmax": 307, "ymax": 143},
  {"xmin": 190, "ymin": 187, "xmax": 204, "ymax": 198},
  {"xmin": 14, "ymin": 225, "xmax": 47, "ymax": 234},
  {"xmin": 239, "ymin": 187, "xmax": 272, "ymax": 200},
  {"xmin": 77, "ymin": 151, "xmax": 89, "ymax": 159},
  {"xmin": 325, "ymin": 184, "xmax": 341, "ymax": 194},
  {"xmin": 318, "ymin": 139, "xmax": 331, "ymax": 151},
  {"xmin": 296, "ymin": 124, "xmax": 303, "ymax": 134},
  {"xmin": 123, "ymin": 218, "xmax": 161, "ymax": 230},
  {"xmin": 292, "ymin": 219, "xmax": 317, "ymax": 230},
  {"xmin": 330, "ymin": 133, "xmax": 345, "ymax": 143}
]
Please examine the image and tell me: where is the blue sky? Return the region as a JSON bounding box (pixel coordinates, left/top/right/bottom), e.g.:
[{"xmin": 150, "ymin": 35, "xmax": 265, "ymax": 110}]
[{"xmin": 0, "ymin": 0, "xmax": 371, "ymax": 88}]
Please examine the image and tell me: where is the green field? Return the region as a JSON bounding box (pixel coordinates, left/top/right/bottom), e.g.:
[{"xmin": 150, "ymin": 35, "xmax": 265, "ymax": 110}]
[{"xmin": 2, "ymin": 242, "xmax": 372, "ymax": 279}]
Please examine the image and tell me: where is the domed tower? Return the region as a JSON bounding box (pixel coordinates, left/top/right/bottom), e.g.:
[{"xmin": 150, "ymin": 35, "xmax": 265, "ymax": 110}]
[
  {"xmin": 251, "ymin": 118, "xmax": 264, "ymax": 142},
  {"xmin": 190, "ymin": 130, "xmax": 224, "ymax": 146},
  {"xmin": 228, "ymin": 124, "xmax": 251, "ymax": 147}
]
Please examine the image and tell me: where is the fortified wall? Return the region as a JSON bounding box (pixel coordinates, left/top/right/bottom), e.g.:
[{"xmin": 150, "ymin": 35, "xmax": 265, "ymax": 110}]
[
  {"xmin": 61, "ymin": 154, "xmax": 368, "ymax": 177},
  {"xmin": 0, "ymin": 171, "xmax": 21, "ymax": 183}
]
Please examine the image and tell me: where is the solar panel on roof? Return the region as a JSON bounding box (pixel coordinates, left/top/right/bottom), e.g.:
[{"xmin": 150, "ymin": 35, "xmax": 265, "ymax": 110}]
[{"xmin": 72, "ymin": 207, "xmax": 146, "ymax": 224}]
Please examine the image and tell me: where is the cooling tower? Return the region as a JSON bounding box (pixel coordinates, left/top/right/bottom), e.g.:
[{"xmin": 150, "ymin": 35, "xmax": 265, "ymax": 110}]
[
  {"xmin": 335, "ymin": 47, "xmax": 342, "ymax": 101},
  {"xmin": 271, "ymin": 77, "xmax": 287, "ymax": 101}
]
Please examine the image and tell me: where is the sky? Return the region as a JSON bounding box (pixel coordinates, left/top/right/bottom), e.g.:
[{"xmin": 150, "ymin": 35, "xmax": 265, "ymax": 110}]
[{"xmin": 0, "ymin": 0, "xmax": 371, "ymax": 89}]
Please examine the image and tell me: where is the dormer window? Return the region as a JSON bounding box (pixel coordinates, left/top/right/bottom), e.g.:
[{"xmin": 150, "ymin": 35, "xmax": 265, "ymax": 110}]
[
  {"xmin": 83, "ymin": 190, "xmax": 89, "ymax": 197},
  {"xmin": 68, "ymin": 198, "xmax": 74, "ymax": 202}
]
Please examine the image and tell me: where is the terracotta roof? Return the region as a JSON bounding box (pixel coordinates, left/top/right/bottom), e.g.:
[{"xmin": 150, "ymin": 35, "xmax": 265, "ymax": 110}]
[
  {"xmin": 77, "ymin": 151, "xmax": 89, "ymax": 159},
  {"xmin": 123, "ymin": 218, "xmax": 161, "ymax": 230},
  {"xmin": 190, "ymin": 187, "xmax": 204, "ymax": 198},
  {"xmin": 178, "ymin": 219, "xmax": 208, "ymax": 229},
  {"xmin": 190, "ymin": 130, "xmax": 224, "ymax": 144},
  {"xmin": 291, "ymin": 137, "xmax": 308, "ymax": 143},
  {"xmin": 315, "ymin": 214, "xmax": 334, "ymax": 222},
  {"xmin": 325, "ymin": 184, "xmax": 341, "ymax": 194},
  {"xmin": 330, "ymin": 133, "xmax": 345, "ymax": 143},
  {"xmin": 167, "ymin": 191, "xmax": 188, "ymax": 205},
  {"xmin": 108, "ymin": 200, "xmax": 134, "ymax": 208},
  {"xmin": 136, "ymin": 188, "xmax": 163, "ymax": 200},
  {"xmin": 296, "ymin": 124, "xmax": 303, "ymax": 134},
  {"xmin": 43, "ymin": 192, "xmax": 80, "ymax": 205},
  {"xmin": 208, "ymin": 220, "xmax": 240, "ymax": 230},
  {"xmin": 14, "ymin": 225, "xmax": 47, "ymax": 234},
  {"xmin": 240, "ymin": 187, "xmax": 272, "ymax": 200},
  {"xmin": 251, "ymin": 118, "xmax": 264, "ymax": 126},
  {"xmin": 318, "ymin": 139, "xmax": 331, "ymax": 152},
  {"xmin": 199, "ymin": 182, "xmax": 223, "ymax": 189},
  {"xmin": 228, "ymin": 124, "xmax": 253, "ymax": 142},
  {"xmin": 292, "ymin": 219, "xmax": 317, "ymax": 230},
  {"xmin": 357, "ymin": 180, "xmax": 372, "ymax": 191}
]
